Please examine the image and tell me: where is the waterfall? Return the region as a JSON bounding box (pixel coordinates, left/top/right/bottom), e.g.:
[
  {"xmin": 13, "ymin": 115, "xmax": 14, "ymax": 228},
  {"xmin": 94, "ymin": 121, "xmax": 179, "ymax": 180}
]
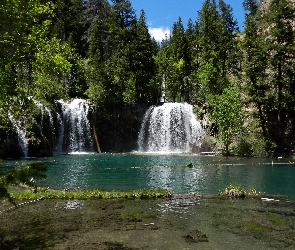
[
  {"xmin": 34, "ymin": 101, "xmax": 54, "ymax": 135},
  {"xmin": 8, "ymin": 111, "xmax": 28, "ymax": 157},
  {"xmin": 138, "ymin": 103, "xmax": 204, "ymax": 153},
  {"xmin": 56, "ymin": 99, "xmax": 94, "ymax": 154}
]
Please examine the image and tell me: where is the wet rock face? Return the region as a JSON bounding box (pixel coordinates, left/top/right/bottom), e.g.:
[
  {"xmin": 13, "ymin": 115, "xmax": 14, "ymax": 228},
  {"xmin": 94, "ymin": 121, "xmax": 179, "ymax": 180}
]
[
  {"xmin": 94, "ymin": 104, "xmax": 147, "ymax": 153},
  {"xmin": 28, "ymin": 139, "xmax": 52, "ymax": 157},
  {"xmin": 0, "ymin": 104, "xmax": 144, "ymax": 158},
  {"xmin": 0, "ymin": 135, "xmax": 22, "ymax": 158}
]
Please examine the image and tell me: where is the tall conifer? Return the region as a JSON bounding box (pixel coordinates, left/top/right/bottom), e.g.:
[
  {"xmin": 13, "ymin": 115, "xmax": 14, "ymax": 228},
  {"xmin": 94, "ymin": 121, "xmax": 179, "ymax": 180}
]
[
  {"xmin": 262, "ymin": 0, "xmax": 295, "ymax": 152},
  {"xmin": 243, "ymin": 0, "xmax": 268, "ymax": 138}
]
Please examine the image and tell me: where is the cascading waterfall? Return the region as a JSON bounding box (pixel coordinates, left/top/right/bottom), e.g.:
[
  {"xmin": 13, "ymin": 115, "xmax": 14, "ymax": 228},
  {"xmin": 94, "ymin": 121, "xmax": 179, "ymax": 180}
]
[
  {"xmin": 138, "ymin": 103, "xmax": 204, "ymax": 153},
  {"xmin": 8, "ymin": 111, "xmax": 28, "ymax": 157},
  {"xmin": 56, "ymin": 99, "xmax": 94, "ymax": 154},
  {"xmin": 34, "ymin": 101, "xmax": 55, "ymax": 135}
]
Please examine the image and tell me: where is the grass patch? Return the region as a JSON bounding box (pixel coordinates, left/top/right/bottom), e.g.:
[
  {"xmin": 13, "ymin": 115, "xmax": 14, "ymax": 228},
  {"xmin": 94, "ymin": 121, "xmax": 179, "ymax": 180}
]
[
  {"xmin": 266, "ymin": 212, "xmax": 290, "ymax": 226},
  {"xmin": 9, "ymin": 188, "xmax": 172, "ymax": 201},
  {"xmin": 243, "ymin": 222, "xmax": 269, "ymax": 231},
  {"xmin": 129, "ymin": 210, "xmax": 141, "ymax": 217}
]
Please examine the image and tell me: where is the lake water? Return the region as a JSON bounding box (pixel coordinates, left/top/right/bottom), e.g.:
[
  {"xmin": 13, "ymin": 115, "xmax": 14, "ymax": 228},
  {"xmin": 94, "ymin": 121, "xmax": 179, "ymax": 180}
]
[{"xmin": 4, "ymin": 153, "xmax": 295, "ymax": 200}]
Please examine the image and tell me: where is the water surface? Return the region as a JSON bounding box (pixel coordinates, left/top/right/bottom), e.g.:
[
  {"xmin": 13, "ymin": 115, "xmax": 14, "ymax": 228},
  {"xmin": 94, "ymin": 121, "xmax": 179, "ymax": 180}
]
[{"xmin": 4, "ymin": 153, "xmax": 295, "ymax": 200}]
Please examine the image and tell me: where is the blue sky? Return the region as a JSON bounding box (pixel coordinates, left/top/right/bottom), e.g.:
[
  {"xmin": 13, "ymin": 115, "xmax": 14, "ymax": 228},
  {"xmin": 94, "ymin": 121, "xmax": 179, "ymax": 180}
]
[{"xmin": 130, "ymin": 0, "xmax": 245, "ymax": 42}]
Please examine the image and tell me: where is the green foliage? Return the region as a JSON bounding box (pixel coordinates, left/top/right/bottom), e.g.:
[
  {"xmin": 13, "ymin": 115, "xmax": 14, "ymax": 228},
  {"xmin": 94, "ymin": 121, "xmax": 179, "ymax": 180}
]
[
  {"xmin": 1, "ymin": 0, "xmax": 295, "ymax": 156},
  {"xmin": 248, "ymin": 187, "xmax": 257, "ymax": 195},
  {"xmin": 266, "ymin": 212, "xmax": 289, "ymax": 226},
  {"xmin": 85, "ymin": 2, "xmax": 157, "ymax": 105},
  {"xmin": 197, "ymin": 51, "xmax": 224, "ymax": 98},
  {"xmin": 222, "ymin": 183, "xmax": 246, "ymax": 198},
  {"xmin": 261, "ymin": 0, "xmax": 295, "ymax": 152},
  {"xmin": 195, "ymin": 0, "xmax": 239, "ymax": 101},
  {"xmin": 208, "ymin": 86, "xmax": 244, "ymax": 155},
  {"xmin": 32, "ymin": 37, "xmax": 73, "ymax": 101},
  {"xmin": 0, "ymin": 0, "xmax": 77, "ymax": 130},
  {"xmin": 51, "ymin": 0, "xmax": 85, "ymax": 54},
  {"xmin": 243, "ymin": 222, "xmax": 269, "ymax": 231},
  {"xmin": 220, "ymin": 183, "xmax": 258, "ymax": 198},
  {"xmin": 242, "ymin": 0, "xmax": 268, "ymax": 143},
  {"xmin": 231, "ymin": 117, "xmax": 275, "ymax": 157},
  {"xmin": 9, "ymin": 188, "xmax": 171, "ymax": 201},
  {"xmin": 0, "ymin": 162, "xmax": 47, "ymax": 205},
  {"xmin": 154, "ymin": 16, "xmax": 198, "ymax": 103}
]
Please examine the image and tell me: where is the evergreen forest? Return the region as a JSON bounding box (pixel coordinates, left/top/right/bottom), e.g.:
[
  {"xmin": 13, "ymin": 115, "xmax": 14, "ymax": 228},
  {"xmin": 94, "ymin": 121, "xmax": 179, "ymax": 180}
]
[{"xmin": 1, "ymin": 0, "xmax": 295, "ymax": 157}]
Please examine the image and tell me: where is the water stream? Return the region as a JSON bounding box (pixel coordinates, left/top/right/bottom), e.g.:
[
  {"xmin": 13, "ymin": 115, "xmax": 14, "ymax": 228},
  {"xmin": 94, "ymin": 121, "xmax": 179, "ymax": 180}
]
[
  {"xmin": 8, "ymin": 111, "xmax": 28, "ymax": 158},
  {"xmin": 34, "ymin": 100, "xmax": 55, "ymax": 135},
  {"xmin": 56, "ymin": 99, "xmax": 94, "ymax": 154},
  {"xmin": 138, "ymin": 103, "xmax": 204, "ymax": 153}
]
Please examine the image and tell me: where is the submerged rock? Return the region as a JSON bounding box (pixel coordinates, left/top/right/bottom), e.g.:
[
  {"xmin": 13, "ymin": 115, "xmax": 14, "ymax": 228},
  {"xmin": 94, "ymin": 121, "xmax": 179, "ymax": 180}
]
[{"xmin": 183, "ymin": 230, "xmax": 209, "ymax": 243}]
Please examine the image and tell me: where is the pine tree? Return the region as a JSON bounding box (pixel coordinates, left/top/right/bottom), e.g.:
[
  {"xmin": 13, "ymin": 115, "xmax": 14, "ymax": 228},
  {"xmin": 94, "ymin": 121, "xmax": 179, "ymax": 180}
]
[
  {"xmin": 170, "ymin": 17, "xmax": 187, "ymax": 101},
  {"xmin": 85, "ymin": 16, "xmax": 109, "ymax": 105},
  {"xmin": 184, "ymin": 18, "xmax": 195, "ymax": 75},
  {"xmin": 51, "ymin": 0, "xmax": 85, "ymax": 53},
  {"xmin": 86, "ymin": 0, "xmax": 157, "ymax": 105},
  {"xmin": 196, "ymin": 0, "xmax": 226, "ymax": 98},
  {"xmin": 183, "ymin": 18, "xmax": 198, "ymax": 102},
  {"xmin": 111, "ymin": 0, "xmax": 136, "ymax": 29},
  {"xmin": 242, "ymin": 0, "xmax": 268, "ymax": 139},
  {"xmin": 130, "ymin": 10, "xmax": 158, "ymax": 103},
  {"xmin": 218, "ymin": 0, "xmax": 239, "ymax": 76},
  {"xmin": 196, "ymin": 0, "xmax": 239, "ymax": 99},
  {"xmin": 262, "ymin": 0, "xmax": 295, "ymax": 152},
  {"xmin": 82, "ymin": 0, "xmax": 110, "ymax": 52}
]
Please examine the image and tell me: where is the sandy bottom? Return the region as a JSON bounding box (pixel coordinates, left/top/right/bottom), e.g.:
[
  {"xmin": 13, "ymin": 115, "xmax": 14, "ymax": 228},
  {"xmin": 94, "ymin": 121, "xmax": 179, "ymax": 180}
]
[{"xmin": 0, "ymin": 195, "xmax": 295, "ymax": 250}]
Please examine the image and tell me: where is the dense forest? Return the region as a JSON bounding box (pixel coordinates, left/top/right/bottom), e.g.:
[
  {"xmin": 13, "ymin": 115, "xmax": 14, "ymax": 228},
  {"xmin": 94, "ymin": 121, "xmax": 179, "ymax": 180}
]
[{"xmin": 0, "ymin": 0, "xmax": 295, "ymax": 157}]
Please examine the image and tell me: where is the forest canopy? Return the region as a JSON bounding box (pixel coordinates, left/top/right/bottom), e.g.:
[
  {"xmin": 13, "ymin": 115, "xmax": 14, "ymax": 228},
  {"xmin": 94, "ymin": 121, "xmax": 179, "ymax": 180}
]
[{"xmin": 0, "ymin": 0, "xmax": 295, "ymax": 156}]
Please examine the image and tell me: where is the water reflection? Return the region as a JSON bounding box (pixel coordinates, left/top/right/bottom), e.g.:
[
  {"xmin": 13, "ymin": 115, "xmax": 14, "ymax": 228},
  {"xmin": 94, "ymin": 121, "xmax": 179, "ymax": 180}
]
[
  {"xmin": 9, "ymin": 154, "xmax": 295, "ymax": 200},
  {"xmin": 148, "ymin": 167, "xmax": 173, "ymax": 190},
  {"xmin": 64, "ymin": 200, "xmax": 84, "ymax": 210},
  {"xmin": 61, "ymin": 156, "xmax": 92, "ymax": 189},
  {"xmin": 157, "ymin": 195, "xmax": 201, "ymax": 217}
]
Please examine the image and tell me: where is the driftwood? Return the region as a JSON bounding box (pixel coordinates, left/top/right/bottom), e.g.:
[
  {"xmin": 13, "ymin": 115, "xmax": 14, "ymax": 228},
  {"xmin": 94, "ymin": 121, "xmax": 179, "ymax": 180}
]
[{"xmin": 92, "ymin": 124, "xmax": 101, "ymax": 153}]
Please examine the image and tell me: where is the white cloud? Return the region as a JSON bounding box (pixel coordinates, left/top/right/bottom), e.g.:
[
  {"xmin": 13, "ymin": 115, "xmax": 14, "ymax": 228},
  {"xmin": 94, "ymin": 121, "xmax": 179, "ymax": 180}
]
[{"xmin": 148, "ymin": 27, "xmax": 171, "ymax": 43}]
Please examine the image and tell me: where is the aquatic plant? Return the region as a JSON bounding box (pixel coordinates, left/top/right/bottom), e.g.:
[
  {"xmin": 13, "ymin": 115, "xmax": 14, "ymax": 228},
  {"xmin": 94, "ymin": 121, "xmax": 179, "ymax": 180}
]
[
  {"xmin": 248, "ymin": 187, "xmax": 257, "ymax": 195},
  {"xmin": 9, "ymin": 188, "xmax": 172, "ymax": 201},
  {"xmin": 220, "ymin": 183, "xmax": 259, "ymax": 198},
  {"xmin": 186, "ymin": 162, "xmax": 193, "ymax": 168},
  {"xmin": 222, "ymin": 183, "xmax": 246, "ymax": 198}
]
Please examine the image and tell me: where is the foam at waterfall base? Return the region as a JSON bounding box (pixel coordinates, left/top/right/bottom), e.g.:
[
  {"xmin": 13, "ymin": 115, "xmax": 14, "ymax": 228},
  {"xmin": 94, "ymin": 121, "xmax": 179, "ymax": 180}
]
[
  {"xmin": 68, "ymin": 152, "xmax": 97, "ymax": 155},
  {"xmin": 132, "ymin": 151, "xmax": 199, "ymax": 156}
]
